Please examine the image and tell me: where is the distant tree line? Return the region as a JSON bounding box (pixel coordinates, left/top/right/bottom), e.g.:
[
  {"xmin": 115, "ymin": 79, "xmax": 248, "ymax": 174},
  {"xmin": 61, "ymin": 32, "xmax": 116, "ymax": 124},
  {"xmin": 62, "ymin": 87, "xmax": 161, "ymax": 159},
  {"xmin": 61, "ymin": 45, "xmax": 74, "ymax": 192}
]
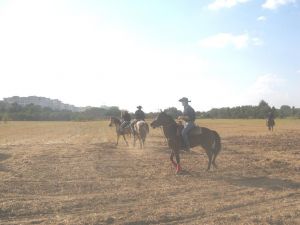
[
  {"xmin": 0, "ymin": 100, "xmax": 299, "ymax": 121},
  {"xmin": 200, "ymin": 100, "xmax": 300, "ymax": 119}
]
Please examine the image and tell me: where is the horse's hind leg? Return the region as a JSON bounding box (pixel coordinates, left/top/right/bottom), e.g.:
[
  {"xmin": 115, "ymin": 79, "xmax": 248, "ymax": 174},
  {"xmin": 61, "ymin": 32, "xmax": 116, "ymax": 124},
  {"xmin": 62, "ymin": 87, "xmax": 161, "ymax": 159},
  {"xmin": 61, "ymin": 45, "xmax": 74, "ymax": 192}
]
[
  {"xmin": 133, "ymin": 133, "xmax": 136, "ymax": 147},
  {"xmin": 212, "ymin": 153, "xmax": 218, "ymax": 169},
  {"xmin": 141, "ymin": 133, "xmax": 146, "ymax": 149},
  {"xmin": 139, "ymin": 135, "xmax": 142, "ymax": 149},
  {"xmin": 135, "ymin": 134, "xmax": 142, "ymax": 149},
  {"xmin": 205, "ymin": 149, "xmax": 213, "ymax": 171},
  {"xmin": 142, "ymin": 137, "xmax": 145, "ymax": 149}
]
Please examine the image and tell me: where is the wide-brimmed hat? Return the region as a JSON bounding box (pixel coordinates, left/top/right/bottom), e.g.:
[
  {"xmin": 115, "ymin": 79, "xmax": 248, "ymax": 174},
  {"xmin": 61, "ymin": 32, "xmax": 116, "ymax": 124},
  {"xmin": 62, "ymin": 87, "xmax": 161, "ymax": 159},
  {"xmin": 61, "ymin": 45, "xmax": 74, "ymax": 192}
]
[
  {"xmin": 137, "ymin": 105, "xmax": 142, "ymax": 109},
  {"xmin": 179, "ymin": 97, "xmax": 191, "ymax": 102}
]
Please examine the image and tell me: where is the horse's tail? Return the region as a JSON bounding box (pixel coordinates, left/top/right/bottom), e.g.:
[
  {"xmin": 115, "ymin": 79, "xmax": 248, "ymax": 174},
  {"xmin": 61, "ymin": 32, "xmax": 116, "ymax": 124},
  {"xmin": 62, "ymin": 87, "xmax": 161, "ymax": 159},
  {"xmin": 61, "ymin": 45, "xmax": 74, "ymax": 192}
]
[
  {"xmin": 141, "ymin": 122, "xmax": 149, "ymax": 138},
  {"xmin": 135, "ymin": 121, "xmax": 148, "ymax": 137},
  {"xmin": 212, "ymin": 130, "xmax": 221, "ymax": 155}
]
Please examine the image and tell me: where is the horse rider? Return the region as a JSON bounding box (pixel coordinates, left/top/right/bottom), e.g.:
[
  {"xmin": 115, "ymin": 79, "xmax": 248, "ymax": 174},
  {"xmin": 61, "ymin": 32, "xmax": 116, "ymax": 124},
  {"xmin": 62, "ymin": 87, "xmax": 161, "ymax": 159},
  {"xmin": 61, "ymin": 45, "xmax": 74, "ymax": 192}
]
[
  {"xmin": 119, "ymin": 110, "xmax": 131, "ymax": 133},
  {"xmin": 267, "ymin": 111, "xmax": 275, "ymax": 121},
  {"xmin": 131, "ymin": 106, "xmax": 146, "ymax": 134},
  {"xmin": 178, "ymin": 97, "xmax": 196, "ymax": 152},
  {"xmin": 135, "ymin": 105, "xmax": 145, "ymax": 121},
  {"xmin": 267, "ymin": 110, "xmax": 275, "ymax": 127}
]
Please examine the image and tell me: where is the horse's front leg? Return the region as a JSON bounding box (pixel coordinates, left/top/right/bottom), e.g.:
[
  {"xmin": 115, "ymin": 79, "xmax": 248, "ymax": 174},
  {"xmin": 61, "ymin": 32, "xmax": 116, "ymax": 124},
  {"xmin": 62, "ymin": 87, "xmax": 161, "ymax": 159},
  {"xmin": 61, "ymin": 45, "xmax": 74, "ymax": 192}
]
[
  {"xmin": 174, "ymin": 149, "xmax": 182, "ymax": 174},
  {"xmin": 123, "ymin": 134, "xmax": 129, "ymax": 146},
  {"xmin": 116, "ymin": 134, "xmax": 120, "ymax": 146},
  {"xmin": 170, "ymin": 151, "xmax": 176, "ymax": 168}
]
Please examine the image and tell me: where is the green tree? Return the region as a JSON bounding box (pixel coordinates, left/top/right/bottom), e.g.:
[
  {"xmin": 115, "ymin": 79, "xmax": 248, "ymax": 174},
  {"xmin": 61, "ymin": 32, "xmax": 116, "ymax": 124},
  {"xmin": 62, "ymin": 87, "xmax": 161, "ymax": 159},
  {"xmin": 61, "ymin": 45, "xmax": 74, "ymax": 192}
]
[
  {"xmin": 105, "ymin": 106, "xmax": 121, "ymax": 117},
  {"xmin": 279, "ymin": 105, "xmax": 292, "ymax": 118},
  {"xmin": 257, "ymin": 100, "xmax": 271, "ymax": 118}
]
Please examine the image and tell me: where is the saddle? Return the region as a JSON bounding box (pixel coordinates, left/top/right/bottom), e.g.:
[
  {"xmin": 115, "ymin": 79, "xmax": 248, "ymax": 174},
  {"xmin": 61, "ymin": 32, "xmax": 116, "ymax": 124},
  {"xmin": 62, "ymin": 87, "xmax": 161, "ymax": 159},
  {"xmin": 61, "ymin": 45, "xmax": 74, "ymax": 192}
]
[
  {"xmin": 176, "ymin": 124, "xmax": 202, "ymax": 149},
  {"xmin": 189, "ymin": 126, "xmax": 202, "ymax": 135},
  {"xmin": 176, "ymin": 124, "xmax": 202, "ymax": 136},
  {"xmin": 124, "ymin": 123, "xmax": 132, "ymax": 129}
]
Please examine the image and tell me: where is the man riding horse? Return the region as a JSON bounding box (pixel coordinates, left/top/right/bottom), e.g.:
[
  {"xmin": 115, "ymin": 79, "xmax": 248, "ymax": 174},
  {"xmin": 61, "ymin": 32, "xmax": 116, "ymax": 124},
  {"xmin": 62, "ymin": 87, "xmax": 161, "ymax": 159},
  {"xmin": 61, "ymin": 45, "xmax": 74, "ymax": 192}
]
[
  {"xmin": 119, "ymin": 110, "xmax": 131, "ymax": 133},
  {"xmin": 178, "ymin": 97, "xmax": 196, "ymax": 152},
  {"xmin": 131, "ymin": 106, "xmax": 146, "ymax": 133},
  {"xmin": 135, "ymin": 105, "xmax": 145, "ymax": 121},
  {"xmin": 267, "ymin": 110, "xmax": 275, "ymax": 131}
]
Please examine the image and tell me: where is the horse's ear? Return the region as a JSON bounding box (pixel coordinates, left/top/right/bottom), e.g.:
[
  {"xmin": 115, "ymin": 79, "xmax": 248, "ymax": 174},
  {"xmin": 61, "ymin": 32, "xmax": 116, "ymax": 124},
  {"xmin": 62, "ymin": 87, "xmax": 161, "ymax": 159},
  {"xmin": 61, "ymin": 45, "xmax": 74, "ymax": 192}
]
[{"xmin": 160, "ymin": 109, "xmax": 163, "ymax": 112}]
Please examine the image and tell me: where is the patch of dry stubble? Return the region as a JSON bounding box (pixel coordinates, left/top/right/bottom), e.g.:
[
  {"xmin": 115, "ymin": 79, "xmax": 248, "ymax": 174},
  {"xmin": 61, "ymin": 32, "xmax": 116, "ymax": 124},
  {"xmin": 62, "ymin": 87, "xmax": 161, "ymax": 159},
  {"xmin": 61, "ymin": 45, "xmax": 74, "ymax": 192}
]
[{"xmin": 0, "ymin": 120, "xmax": 299, "ymax": 224}]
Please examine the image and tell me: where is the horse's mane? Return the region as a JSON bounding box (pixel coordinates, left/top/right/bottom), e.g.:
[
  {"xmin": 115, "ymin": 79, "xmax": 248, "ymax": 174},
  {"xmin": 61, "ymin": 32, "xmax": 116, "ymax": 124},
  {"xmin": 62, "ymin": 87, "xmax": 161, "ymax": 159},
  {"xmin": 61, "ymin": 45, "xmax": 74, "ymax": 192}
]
[{"xmin": 161, "ymin": 112, "xmax": 177, "ymax": 126}]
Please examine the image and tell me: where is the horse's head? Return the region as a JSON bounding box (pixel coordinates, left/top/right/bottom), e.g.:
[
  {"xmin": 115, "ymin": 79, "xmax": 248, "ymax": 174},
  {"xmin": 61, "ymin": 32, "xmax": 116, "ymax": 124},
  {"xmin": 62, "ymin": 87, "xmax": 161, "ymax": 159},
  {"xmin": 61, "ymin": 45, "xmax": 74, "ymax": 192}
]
[
  {"xmin": 109, "ymin": 117, "xmax": 120, "ymax": 127},
  {"xmin": 150, "ymin": 111, "xmax": 172, "ymax": 128},
  {"xmin": 108, "ymin": 117, "xmax": 113, "ymax": 127}
]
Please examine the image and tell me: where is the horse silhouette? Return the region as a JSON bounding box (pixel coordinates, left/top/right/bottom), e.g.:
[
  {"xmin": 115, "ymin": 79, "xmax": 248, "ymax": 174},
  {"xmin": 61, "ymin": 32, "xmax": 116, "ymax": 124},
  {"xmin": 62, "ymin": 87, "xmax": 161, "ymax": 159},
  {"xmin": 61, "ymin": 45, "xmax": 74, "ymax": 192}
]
[
  {"xmin": 266, "ymin": 118, "xmax": 275, "ymax": 131},
  {"xmin": 109, "ymin": 117, "xmax": 132, "ymax": 146}
]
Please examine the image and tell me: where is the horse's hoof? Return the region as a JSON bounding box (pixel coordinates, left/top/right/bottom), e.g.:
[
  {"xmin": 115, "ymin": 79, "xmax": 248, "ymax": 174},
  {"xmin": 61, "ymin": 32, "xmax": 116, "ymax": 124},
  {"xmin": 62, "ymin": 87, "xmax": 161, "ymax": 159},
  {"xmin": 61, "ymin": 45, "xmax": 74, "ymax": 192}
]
[
  {"xmin": 175, "ymin": 169, "xmax": 182, "ymax": 175},
  {"xmin": 175, "ymin": 165, "xmax": 182, "ymax": 174}
]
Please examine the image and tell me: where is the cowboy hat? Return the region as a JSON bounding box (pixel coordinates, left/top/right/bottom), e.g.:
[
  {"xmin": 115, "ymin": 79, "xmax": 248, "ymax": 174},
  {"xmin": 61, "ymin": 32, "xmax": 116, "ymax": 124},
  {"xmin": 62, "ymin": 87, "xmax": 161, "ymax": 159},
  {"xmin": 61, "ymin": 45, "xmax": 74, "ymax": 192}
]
[
  {"xmin": 179, "ymin": 97, "xmax": 191, "ymax": 102},
  {"xmin": 137, "ymin": 105, "xmax": 142, "ymax": 109}
]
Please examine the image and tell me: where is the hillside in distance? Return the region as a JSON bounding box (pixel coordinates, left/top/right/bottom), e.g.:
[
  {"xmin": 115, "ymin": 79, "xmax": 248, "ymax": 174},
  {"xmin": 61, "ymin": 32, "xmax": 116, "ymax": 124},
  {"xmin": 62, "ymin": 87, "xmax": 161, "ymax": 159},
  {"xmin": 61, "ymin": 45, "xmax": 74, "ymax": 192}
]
[{"xmin": 3, "ymin": 96, "xmax": 88, "ymax": 112}]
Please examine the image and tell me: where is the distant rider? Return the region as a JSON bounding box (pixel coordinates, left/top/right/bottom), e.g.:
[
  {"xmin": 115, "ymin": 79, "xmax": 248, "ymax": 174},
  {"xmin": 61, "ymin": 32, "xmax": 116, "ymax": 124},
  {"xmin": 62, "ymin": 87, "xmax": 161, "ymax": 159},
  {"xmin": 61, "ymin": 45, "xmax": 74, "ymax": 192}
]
[
  {"xmin": 131, "ymin": 106, "xmax": 146, "ymax": 134},
  {"xmin": 267, "ymin": 111, "xmax": 274, "ymax": 121},
  {"xmin": 135, "ymin": 105, "xmax": 145, "ymax": 121},
  {"xmin": 119, "ymin": 110, "xmax": 131, "ymax": 133},
  {"xmin": 267, "ymin": 110, "xmax": 275, "ymax": 127}
]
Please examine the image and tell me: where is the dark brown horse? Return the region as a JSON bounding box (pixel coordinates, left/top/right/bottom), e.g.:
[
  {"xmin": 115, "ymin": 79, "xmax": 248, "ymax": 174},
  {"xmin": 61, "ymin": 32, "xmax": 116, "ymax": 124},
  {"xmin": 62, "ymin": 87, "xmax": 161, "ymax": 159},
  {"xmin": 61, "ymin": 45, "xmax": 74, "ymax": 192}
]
[
  {"xmin": 109, "ymin": 117, "xmax": 132, "ymax": 146},
  {"xmin": 150, "ymin": 112, "xmax": 221, "ymax": 174}
]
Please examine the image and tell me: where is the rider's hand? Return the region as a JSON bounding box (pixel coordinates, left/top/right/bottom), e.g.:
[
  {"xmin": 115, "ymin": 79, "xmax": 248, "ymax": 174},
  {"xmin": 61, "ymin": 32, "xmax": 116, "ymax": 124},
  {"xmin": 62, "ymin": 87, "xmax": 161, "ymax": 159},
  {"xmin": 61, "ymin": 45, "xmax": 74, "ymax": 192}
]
[{"xmin": 178, "ymin": 116, "xmax": 189, "ymax": 121}]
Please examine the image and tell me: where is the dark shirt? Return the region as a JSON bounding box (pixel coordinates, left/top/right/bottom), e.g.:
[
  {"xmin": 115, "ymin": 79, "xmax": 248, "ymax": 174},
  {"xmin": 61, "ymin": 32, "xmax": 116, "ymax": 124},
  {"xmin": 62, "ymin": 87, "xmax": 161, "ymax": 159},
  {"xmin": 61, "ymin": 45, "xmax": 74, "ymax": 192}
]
[
  {"xmin": 268, "ymin": 113, "xmax": 274, "ymax": 120},
  {"xmin": 122, "ymin": 112, "xmax": 131, "ymax": 122},
  {"xmin": 183, "ymin": 105, "xmax": 196, "ymax": 122},
  {"xmin": 135, "ymin": 110, "xmax": 145, "ymax": 121}
]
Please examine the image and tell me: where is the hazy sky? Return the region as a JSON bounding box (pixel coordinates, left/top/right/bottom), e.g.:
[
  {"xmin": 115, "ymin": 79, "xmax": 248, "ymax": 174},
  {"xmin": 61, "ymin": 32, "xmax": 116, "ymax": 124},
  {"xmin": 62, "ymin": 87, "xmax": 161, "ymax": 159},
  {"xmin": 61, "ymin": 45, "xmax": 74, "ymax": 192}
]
[{"xmin": 0, "ymin": 0, "xmax": 299, "ymax": 112}]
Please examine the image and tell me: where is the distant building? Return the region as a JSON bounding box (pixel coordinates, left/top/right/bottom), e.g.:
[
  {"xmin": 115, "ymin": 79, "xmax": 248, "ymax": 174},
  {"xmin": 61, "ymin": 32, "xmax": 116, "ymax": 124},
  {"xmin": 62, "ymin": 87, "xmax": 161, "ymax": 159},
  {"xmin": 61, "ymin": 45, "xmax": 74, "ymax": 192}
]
[{"xmin": 3, "ymin": 96, "xmax": 83, "ymax": 112}]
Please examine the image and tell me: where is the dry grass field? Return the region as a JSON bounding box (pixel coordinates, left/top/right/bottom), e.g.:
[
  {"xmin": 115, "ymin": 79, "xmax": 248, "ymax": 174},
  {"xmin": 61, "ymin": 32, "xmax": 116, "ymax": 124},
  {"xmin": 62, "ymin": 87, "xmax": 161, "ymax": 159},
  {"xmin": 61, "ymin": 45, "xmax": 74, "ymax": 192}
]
[{"xmin": 0, "ymin": 119, "xmax": 299, "ymax": 225}]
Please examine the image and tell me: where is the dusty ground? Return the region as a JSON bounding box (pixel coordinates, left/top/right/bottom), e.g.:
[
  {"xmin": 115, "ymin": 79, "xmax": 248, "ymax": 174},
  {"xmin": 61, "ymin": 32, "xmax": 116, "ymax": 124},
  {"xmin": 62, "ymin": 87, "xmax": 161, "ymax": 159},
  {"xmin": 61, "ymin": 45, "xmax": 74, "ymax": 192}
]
[{"xmin": 0, "ymin": 120, "xmax": 299, "ymax": 225}]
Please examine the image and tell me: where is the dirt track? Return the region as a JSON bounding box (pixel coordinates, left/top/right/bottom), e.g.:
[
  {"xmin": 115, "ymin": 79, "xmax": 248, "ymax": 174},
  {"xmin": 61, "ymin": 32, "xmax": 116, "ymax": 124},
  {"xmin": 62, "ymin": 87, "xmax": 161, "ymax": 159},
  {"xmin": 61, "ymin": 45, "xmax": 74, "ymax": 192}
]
[{"xmin": 0, "ymin": 120, "xmax": 299, "ymax": 224}]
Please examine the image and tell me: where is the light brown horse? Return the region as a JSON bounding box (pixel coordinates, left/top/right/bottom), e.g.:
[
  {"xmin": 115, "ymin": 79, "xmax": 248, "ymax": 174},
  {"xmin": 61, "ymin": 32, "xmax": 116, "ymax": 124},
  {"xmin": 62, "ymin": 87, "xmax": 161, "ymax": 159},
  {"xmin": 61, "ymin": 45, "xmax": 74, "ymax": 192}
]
[
  {"xmin": 109, "ymin": 117, "xmax": 132, "ymax": 146},
  {"xmin": 133, "ymin": 120, "xmax": 149, "ymax": 149}
]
